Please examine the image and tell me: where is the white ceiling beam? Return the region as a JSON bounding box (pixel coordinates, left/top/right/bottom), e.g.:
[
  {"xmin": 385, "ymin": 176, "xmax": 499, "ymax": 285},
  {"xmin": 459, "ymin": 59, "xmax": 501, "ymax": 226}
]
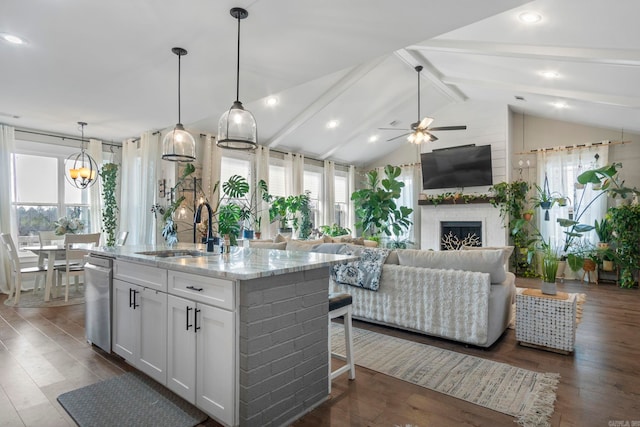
[
  {"xmin": 394, "ymin": 49, "xmax": 467, "ymax": 103},
  {"xmin": 442, "ymin": 76, "xmax": 640, "ymax": 108},
  {"xmin": 266, "ymin": 56, "xmax": 387, "ymax": 148},
  {"xmin": 410, "ymin": 40, "xmax": 640, "ymax": 67}
]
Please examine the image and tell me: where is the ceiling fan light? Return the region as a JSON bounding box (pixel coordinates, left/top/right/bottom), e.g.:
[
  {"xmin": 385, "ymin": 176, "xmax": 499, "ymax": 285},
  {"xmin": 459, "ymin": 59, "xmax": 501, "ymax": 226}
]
[{"xmin": 162, "ymin": 123, "xmax": 196, "ymax": 162}]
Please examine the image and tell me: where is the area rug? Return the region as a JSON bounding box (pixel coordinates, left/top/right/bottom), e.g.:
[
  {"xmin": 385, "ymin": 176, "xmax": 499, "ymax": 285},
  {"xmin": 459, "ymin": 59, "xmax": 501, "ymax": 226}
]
[
  {"xmin": 4, "ymin": 287, "xmax": 85, "ymax": 308},
  {"xmin": 332, "ymin": 325, "xmax": 559, "ymax": 427},
  {"xmin": 57, "ymin": 371, "xmax": 207, "ymax": 427}
]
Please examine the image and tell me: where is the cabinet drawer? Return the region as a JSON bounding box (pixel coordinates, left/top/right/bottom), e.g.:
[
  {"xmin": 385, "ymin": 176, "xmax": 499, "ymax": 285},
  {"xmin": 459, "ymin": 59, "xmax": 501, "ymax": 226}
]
[
  {"xmin": 114, "ymin": 260, "xmax": 167, "ymax": 291},
  {"xmin": 168, "ymin": 271, "xmax": 234, "ymax": 310}
]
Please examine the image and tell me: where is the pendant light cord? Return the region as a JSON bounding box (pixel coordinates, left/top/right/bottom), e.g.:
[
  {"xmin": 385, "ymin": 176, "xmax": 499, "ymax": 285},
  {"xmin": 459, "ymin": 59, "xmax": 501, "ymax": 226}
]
[
  {"xmin": 178, "ymin": 53, "xmax": 182, "ymax": 124},
  {"xmin": 235, "ymin": 12, "xmax": 241, "ymax": 103},
  {"xmin": 417, "ymin": 68, "xmax": 421, "ymax": 122}
]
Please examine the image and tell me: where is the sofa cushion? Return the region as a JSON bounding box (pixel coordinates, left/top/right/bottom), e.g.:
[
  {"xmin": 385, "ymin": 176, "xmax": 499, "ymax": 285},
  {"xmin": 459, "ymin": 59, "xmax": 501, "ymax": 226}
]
[
  {"xmin": 385, "ymin": 250, "xmax": 399, "ymax": 264},
  {"xmin": 363, "ymin": 240, "xmax": 379, "ymax": 248},
  {"xmin": 396, "ymin": 249, "xmax": 506, "ymax": 283},
  {"xmin": 249, "ymin": 240, "xmax": 287, "ymax": 250},
  {"xmin": 333, "ymin": 236, "xmax": 365, "ymax": 246},
  {"xmin": 461, "ymin": 245, "xmax": 514, "ymax": 265},
  {"xmin": 286, "ymin": 239, "xmax": 326, "ymax": 251},
  {"xmin": 310, "ymin": 243, "xmax": 349, "ymax": 254}
]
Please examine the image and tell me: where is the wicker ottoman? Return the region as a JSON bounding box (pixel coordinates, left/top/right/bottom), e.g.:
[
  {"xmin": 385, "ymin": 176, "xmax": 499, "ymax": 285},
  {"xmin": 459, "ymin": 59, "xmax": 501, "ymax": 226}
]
[{"xmin": 515, "ymin": 288, "xmax": 577, "ymax": 354}]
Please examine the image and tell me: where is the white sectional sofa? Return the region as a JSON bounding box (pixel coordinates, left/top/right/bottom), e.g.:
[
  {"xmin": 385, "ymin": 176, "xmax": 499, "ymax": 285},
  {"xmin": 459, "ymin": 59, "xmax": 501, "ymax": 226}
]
[{"xmin": 328, "ymin": 247, "xmax": 516, "ymax": 348}]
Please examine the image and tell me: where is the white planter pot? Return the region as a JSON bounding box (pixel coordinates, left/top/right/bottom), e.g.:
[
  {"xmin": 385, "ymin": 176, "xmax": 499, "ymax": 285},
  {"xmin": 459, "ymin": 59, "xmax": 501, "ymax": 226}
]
[{"xmin": 541, "ymin": 281, "xmax": 557, "ymax": 295}]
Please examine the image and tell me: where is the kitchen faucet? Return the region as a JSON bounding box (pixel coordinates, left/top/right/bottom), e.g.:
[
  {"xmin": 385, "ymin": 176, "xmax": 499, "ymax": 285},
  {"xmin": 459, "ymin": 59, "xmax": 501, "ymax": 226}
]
[{"xmin": 194, "ymin": 202, "xmax": 217, "ymax": 252}]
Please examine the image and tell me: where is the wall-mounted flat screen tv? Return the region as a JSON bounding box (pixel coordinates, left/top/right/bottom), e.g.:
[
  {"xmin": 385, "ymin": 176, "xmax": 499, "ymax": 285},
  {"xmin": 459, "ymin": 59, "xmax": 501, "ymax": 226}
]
[{"xmin": 421, "ymin": 144, "xmax": 493, "ymax": 190}]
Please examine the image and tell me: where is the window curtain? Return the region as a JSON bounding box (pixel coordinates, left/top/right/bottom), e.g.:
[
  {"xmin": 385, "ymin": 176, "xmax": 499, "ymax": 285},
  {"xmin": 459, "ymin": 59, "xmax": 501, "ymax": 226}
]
[
  {"xmin": 202, "ymin": 134, "xmax": 222, "ymax": 204},
  {"xmin": 88, "ymin": 139, "xmax": 103, "ymax": 238},
  {"xmin": 120, "ymin": 131, "xmax": 161, "ymax": 245},
  {"xmin": 322, "ymin": 160, "xmax": 335, "ymax": 227},
  {"xmin": 254, "ymin": 145, "xmax": 270, "ymax": 238},
  {"xmin": 347, "ymin": 165, "xmax": 356, "ymax": 235},
  {"xmin": 537, "ymin": 145, "xmax": 609, "ymax": 252},
  {"xmin": 284, "ymin": 153, "xmax": 304, "ymax": 196},
  {"xmin": 396, "ymin": 165, "xmax": 417, "ymax": 244},
  {"xmin": 0, "ymin": 125, "xmax": 16, "ymax": 294}
]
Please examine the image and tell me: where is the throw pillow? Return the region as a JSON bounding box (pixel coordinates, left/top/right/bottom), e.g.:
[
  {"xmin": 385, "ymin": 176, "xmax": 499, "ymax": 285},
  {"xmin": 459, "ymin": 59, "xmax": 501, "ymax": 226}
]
[
  {"xmin": 286, "ymin": 240, "xmax": 321, "ymax": 251},
  {"xmin": 336, "ymin": 236, "xmax": 365, "ymax": 246},
  {"xmin": 397, "ymin": 249, "xmax": 506, "ymax": 283},
  {"xmin": 461, "ymin": 245, "xmax": 514, "ymax": 265},
  {"xmin": 310, "ymin": 243, "xmax": 349, "ymax": 254},
  {"xmin": 274, "ymin": 234, "xmax": 290, "ymax": 243},
  {"xmin": 249, "ymin": 241, "xmax": 287, "ymax": 250}
]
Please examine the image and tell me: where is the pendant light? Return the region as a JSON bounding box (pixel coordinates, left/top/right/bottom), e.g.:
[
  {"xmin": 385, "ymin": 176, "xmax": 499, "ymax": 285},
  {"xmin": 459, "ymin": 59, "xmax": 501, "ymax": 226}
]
[
  {"xmin": 162, "ymin": 47, "xmax": 196, "ymax": 162},
  {"xmin": 65, "ymin": 122, "xmax": 98, "ymax": 189},
  {"xmin": 217, "ymin": 7, "xmax": 257, "ymax": 150}
]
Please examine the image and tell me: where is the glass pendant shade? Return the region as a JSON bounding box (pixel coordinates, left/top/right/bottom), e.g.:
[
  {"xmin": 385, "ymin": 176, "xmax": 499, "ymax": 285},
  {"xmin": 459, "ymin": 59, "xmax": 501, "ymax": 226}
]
[
  {"xmin": 162, "ymin": 123, "xmax": 196, "ymax": 161},
  {"xmin": 65, "ymin": 122, "xmax": 98, "ymax": 189},
  {"xmin": 162, "ymin": 47, "xmax": 195, "ymax": 162},
  {"xmin": 217, "ymin": 101, "xmax": 257, "ymax": 150}
]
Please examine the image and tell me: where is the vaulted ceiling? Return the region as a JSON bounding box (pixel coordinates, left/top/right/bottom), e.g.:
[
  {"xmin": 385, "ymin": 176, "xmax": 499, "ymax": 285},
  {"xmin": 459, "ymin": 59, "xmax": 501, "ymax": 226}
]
[{"xmin": 2, "ymin": 0, "xmax": 639, "ymax": 166}]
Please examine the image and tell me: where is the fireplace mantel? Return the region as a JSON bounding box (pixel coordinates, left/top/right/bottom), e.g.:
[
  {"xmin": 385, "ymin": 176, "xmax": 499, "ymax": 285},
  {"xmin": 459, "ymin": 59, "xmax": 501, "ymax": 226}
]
[{"xmin": 420, "ymin": 202, "xmax": 507, "ymax": 251}]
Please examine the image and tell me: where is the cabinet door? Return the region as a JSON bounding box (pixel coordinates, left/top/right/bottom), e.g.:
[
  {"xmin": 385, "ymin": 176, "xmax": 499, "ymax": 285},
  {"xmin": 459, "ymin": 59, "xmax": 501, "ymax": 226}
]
[
  {"xmin": 196, "ymin": 303, "xmax": 234, "ymax": 426},
  {"xmin": 167, "ymin": 295, "xmax": 197, "ymax": 403},
  {"xmin": 112, "ymin": 279, "xmax": 138, "ymax": 362},
  {"xmin": 137, "ymin": 287, "xmax": 168, "ymax": 385}
]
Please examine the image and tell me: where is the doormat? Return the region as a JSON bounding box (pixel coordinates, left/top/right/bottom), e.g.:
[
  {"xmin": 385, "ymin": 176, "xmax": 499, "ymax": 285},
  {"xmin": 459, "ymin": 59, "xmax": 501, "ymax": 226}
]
[{"xmin": 57, "ymin": 371, "xmax": 208, "ymax": 427}]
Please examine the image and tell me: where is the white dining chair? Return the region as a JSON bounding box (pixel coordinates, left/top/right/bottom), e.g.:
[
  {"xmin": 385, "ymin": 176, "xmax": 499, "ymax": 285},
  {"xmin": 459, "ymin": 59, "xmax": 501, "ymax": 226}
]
[
  {"xmin": 0, "ymin": 233, "xmax": 48, "ymax": 305},
  {"xmin": 115, "ymin": 231, "xmax": 129, "ymax": 246},
  {"xmin": 54, "ymin": 233, "xmax": 101, "ymax": 301},
  {"xmin": 38, "ymin": 230, "xmax": 65, "ymax": 246}
]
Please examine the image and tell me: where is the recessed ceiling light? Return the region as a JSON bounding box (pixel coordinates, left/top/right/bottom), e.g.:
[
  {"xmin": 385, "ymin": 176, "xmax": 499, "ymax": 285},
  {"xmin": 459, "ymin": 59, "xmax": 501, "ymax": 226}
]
[
  {"xmin": 265, "ymin": 96, "xmax": 279, "ymax": 107},
  {"xmin": 540, "ymin": 70, "xmax": 560, "ymax": 79},
  {"xmin": 326, "ymin": 120, "xmax": 339, "ymax": 129},
  {"xmin": 1, "ymin": 33, "xmax": 26, "ymax": 45},
  {"xmin": 518, "ymin": 12, "xmax": 542, "ymax": 24},
  {"xmin": 551, "ymin": 101, "xmax": 568, "ymax": 109},
  {"xmin": 368, "ymin": 135, "xmax": 379, "ymax": 143}
]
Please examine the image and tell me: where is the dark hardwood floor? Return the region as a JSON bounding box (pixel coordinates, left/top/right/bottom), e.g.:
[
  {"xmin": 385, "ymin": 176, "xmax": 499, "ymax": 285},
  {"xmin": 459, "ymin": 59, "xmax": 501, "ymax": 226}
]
[{"xmin": 0, "ymin": 277, "xmax": 638, "ymax": 427}]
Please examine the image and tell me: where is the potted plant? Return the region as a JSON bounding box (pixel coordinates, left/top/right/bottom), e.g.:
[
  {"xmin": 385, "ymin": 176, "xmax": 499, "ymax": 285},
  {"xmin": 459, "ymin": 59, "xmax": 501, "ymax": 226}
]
[
  {"xmin": 541, "ymin": 242, "xmax": 560, "ymax": 295},
  {"xmin": 99, "ymin": 162, "xmax": 119, "ymax": 247},
  {"xmin": 608, "ymin": 204, "xmax": 640, "ymax": 288},
  {"xmin": 350, "ymin": 165, "xmax": 413, "ymax": 239},
  {"xmin": 268, "ymin": 192, "xmax": 312, "ymax": 238},
  {"xmin": 319, "ymin": 224, "xmax": 352, "ymax": 237},
  {"xmin": 522, "ymin": 209, "xmax": 534, "ymax": 221},
  {"xmin": 594, "ymin": 217, "xmax": 612, "ymax": 249}
]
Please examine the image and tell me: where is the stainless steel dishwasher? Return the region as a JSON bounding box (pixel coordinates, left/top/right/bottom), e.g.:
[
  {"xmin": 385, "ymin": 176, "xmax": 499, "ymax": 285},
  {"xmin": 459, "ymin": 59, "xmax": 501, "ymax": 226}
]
[{"xmin": 84, "ymin": 253, "xmax": 114, "ymax": 353}]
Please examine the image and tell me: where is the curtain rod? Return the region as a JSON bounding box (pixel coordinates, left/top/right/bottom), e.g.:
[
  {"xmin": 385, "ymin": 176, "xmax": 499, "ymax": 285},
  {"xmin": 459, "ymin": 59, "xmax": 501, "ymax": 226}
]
[
  {"xmin": 514, "ymin": 139, "xmax": 631, "ymax": 155},
  {"xmin": 15, "ymin": 128, "xmax": 123, "ymax": 149},
  {"xmin": 198, "ymin": 133, "xmax": 352, "ymax": 169}
]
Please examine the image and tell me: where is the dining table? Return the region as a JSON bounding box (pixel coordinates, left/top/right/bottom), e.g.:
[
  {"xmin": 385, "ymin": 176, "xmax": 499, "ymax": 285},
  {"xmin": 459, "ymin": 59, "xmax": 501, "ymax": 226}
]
[{"xmin": 22, "ymin": 245, "xmax": 67, "ymax": 302}]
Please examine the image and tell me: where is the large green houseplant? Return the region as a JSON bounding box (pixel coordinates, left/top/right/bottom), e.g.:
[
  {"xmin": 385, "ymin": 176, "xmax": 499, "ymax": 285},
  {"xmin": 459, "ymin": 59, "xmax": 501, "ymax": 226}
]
[
  {"xmin": 99, "ymin": 162, "xmax": 119, "ymax": 247},
  {"xmin": 351, "ymin": 165, "xmax": 413, "ymax": 239},
  {"xmin": 268, "ymin": 192, "xmax": 312, "ymax": 238},
  {"xmin": 608, "ymin": 204, "xmax": 640, "ymax": 288}
]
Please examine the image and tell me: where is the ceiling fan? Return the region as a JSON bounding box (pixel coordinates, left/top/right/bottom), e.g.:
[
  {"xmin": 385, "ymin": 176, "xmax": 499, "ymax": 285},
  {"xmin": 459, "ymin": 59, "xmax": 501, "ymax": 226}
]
[{"xmin": 379, "ymin": 65, "xmax": 467, "ymax": 143}]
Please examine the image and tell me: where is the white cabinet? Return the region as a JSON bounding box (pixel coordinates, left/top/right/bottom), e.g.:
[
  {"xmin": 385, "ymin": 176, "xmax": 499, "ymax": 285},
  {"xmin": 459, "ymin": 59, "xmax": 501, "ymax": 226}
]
[
  {"xmin": 113, "ymin": 276, "xmax": 168, "ymax": 385},
  {"xmin": 167, "ymin": 272, "xmax": 235, "ymax": 427}
]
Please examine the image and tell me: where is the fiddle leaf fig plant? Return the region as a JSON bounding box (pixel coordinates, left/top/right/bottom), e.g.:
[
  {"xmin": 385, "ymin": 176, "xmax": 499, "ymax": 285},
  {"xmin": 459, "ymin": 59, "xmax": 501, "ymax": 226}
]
[{"xmin": 351, "ymin": 165, "xmax": 413, "ymax": 238}]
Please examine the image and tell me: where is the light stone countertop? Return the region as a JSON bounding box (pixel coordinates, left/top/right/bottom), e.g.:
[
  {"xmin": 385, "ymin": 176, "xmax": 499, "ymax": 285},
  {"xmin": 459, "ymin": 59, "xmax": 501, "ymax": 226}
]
[{"xmin": 90, "ymin": 243, "xmax": 356, "ymax": 280}]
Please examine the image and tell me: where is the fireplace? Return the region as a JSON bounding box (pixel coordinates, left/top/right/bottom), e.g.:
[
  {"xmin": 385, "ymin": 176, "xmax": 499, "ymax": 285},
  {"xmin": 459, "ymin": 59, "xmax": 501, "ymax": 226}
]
[{"xmin": 440, "ymin": 221, "xmax": 482, "ymax": 250}]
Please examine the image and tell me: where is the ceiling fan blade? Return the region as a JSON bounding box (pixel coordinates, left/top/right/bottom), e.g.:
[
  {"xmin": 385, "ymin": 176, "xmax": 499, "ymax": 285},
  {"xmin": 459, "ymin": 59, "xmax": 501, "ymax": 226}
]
[
  {"xmin": 427, "ymin": 125, "xmax": 467, "ymax": 131},
  {"xmin": 418, "ymin": 117, "xmax": 434, "ymax": 129},
  {"xmin": 387, "ymin": 132, "xmax": 411, "ymax": 142},
  {"xmin": 378, "ymin": 127, "xmax": 411, "ymax": 131},
  {"xmin": 428, "ymin": 133, "xmax": 439, "ymax": 142}
]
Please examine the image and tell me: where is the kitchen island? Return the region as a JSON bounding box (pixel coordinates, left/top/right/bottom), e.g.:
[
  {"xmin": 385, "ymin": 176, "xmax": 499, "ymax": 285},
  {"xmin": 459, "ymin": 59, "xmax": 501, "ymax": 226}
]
[{"xmin": 90, "ymin": 243, "xmax": 355, "ymax": 427}]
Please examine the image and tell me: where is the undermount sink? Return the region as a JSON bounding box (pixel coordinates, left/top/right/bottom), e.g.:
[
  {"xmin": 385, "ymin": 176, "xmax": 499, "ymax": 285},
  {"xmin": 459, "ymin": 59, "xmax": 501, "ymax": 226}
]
[{"xmin": 135, "ymin": 249, "xmax": 214, "ymax": 258}]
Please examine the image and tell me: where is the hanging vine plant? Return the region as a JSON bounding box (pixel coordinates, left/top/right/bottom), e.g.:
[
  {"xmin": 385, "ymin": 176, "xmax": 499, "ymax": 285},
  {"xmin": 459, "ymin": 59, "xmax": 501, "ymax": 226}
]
[{"xmin": 99, "ymin": 163, "xmax": 119, "ymax": 246}]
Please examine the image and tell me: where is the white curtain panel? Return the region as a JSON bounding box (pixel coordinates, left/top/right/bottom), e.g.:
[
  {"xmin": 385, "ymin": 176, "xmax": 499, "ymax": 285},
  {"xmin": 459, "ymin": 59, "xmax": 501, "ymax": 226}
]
[
  {"xmin": 323, "ymin": 160, "xmax": 336, "ymax": 226},
  {"xmin": 537, "ymin": 145, "xmax": 608, "ymax": 252},
  {"xmin": 88, "ymin": 139, "xmax": 103, "ymax": 238},
  {"xmin": 347, "ymin": 165, "xmax": 356, "ymax": 234},
  {"xmin": 411, "ymin": 164, "xmax": 422, "ymax": 248},
  {"xmin": 0, "ymin": 125, "xmax": 15, "ymax": 294},
  {"xmin": 284, "ymin": 153, "xmax": 305, "ymax": 196},
  {"xmin": 254, "ymin": 145, "xmax": 270, "ymax": 238},
  {"xmin": 397, "ymin": 165, "xmax": 416, "ymax": 243},
  {"xmin": 120, "ymin": 132, "xmax": 162, "ymax": 246},
  {"xmin": 207, "ymin": 135, "xmax": 222, "ymax": 204}
]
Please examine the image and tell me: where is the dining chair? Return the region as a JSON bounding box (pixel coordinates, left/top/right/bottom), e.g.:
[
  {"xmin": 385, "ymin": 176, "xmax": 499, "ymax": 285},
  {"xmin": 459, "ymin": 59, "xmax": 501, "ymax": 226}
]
[
  {"xmin": 38, "ymin": 230, "xmax": 64, "ymax": 246},
  {"xmin": 115, "ymin": 231, "xmax": 129, "ymax": 246},
  {"xmin": 0, "ymin": 233, "xmax": 48, "ymax": 305},
  {"xmin": 54, "ymin": 233, "xmax": 101, "ymax": 301}
]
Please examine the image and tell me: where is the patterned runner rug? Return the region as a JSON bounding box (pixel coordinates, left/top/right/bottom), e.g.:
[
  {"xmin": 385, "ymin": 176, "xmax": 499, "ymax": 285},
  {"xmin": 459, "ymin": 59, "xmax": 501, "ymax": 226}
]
[{"xmin": 332, "ymin": 325, "xmax": 559, "ymax": 427}]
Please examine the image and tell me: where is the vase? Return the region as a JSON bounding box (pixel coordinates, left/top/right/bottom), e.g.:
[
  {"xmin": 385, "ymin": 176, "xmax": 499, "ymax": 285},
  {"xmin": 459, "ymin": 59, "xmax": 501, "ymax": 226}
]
[
  {"xmin": 603, "ymin": 260, "xmax": 614, "ymax": 272},
  {"xmin": 243, "ymin": 229, "xmax": 254, "ymax": 240},
  {"xmin": 254, "ymin": 232, "xmax": 262, "ymax": 240},
  {"xmin": 557, "ymin": 260, "xmax": 567, "ymax": 281},
  {"xmin": 541, "ymin": 281, "xmax": 557, "ymax": 295}
]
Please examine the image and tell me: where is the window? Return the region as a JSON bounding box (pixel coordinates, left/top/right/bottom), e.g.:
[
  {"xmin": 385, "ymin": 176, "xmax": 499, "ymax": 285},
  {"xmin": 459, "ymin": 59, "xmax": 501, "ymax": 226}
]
[
  {"xmin": 304, "ymin": 167, "xmax": 322, "ymax": 229},
  {"xmin": 268, "ymin": 163, "xmax": 286, "ymax": 198},
  {"xmin": 12, "ymin": 150, "xmax": 91, "ymax": 248},
  {"xmin": 334, "ymin": 172, "xmax": 348, "ymax": 228}
]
